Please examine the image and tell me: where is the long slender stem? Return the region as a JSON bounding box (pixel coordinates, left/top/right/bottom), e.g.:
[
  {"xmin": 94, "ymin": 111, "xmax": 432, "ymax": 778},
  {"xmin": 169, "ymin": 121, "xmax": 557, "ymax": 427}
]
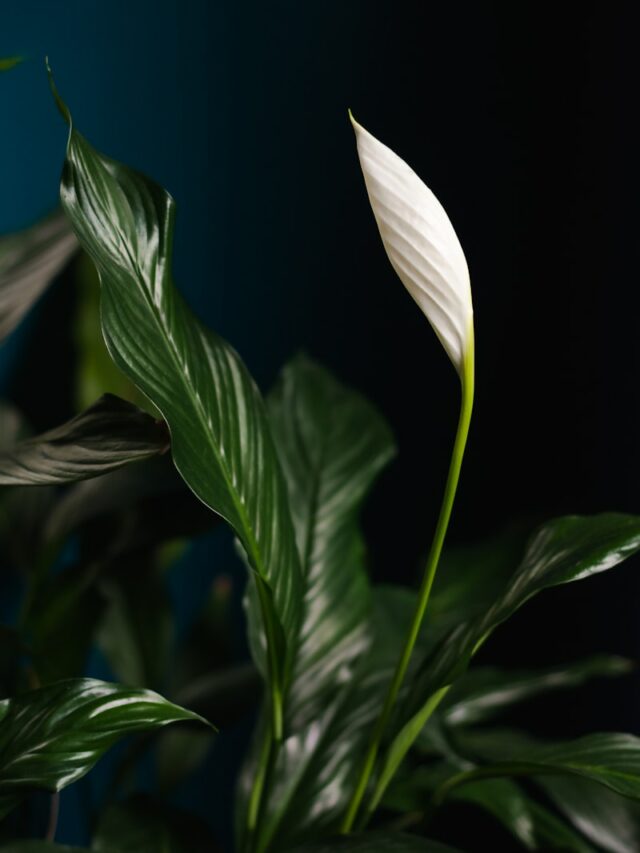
[
  {"xmin": 340, "ymin": 347, "xmax": 474, "ymax": 834},
  {"xmin": 244, "ymin": 721, "xmax": 275, "ymax": 853}
]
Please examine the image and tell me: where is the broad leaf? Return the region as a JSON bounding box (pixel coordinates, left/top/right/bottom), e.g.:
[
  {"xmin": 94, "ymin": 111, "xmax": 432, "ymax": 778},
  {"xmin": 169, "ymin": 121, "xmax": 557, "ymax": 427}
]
[
  {"xmin": 439, "ymin": 655, "xmax": 632, "ymax": 727},
  {"xmin": 51, "ymin": 73, "xmax": 302, "ymax": 703},
  {"xmin": 291, "ymin": 834, "xmax": 459, "ymax": 852},
  {"xmin": 268, "ymin": 356, "xmax": 395, "ymax": 727},
  {"xmin": 0, "ymin": 210, "xmax": 77, "ymax": 342},
  {"xmin": 0, "ymin": 395, "xmax": 168, "ymax": 486},
  {"xmin": 238, "ymin": 358, "xmax": 395, "ymax": 849},
  {"xmin": 0, "ymin": 678, "xmax": 212, "ymax": 817},
  {"xmin": 537, "ymin": 775, "xmax": 640, "ymax": 853}
]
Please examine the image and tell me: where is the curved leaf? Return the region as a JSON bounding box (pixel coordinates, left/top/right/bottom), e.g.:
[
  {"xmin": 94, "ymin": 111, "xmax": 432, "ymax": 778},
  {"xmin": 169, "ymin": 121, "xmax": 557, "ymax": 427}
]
[
  {"xmin": 268, "ymin": 356, "xmax": 395, "ymax": 727},
  {"xmin": 440, "ymin": 656, "xmax": 633, "ymax": 727},
  {"xmin": 51, "ymin": 72, "xmax": 301, "ymax": 707},
  {"xmin": 238, "ymin": 358, "xmax": 395, "ymax": 848},
  {"xmin": 0, "ymin": 678, "xmax": 213, "ymax": 817},
  {"xmin": 0, "ymin": 210, "xmax": 78, "ymax": 342},
  {"xmin": 537, "ymin": 775, "xmax": 640, "ymax": 853},
  {"xmin": 374, "ymin": 514, "xmax": 640, "ymax": 814},
  {"xmin": 351, "ymin": 116, "xmax": 473, "ymax": 376},
  {"xmin": 0, "ymin": 394, "xmax": 168, "ymax": 486}
]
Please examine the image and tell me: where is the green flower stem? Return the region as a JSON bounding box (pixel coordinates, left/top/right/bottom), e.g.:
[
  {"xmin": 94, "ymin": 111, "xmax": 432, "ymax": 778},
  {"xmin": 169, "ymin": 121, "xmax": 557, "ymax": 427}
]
[
  {"xmin": 244, "ymin": 721, "xmax": 276, "ymax": 853},
  {"xmin": 340, "ymin": 342, "xmax": 475, "ymax": 834}
]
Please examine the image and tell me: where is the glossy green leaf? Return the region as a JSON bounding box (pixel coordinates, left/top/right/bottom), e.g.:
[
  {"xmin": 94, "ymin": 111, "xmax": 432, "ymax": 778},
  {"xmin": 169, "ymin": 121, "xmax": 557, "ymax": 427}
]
[
  {"xmin": 440, "ymin": 655, "xmax": 633, "ymax": 727},
  {"xmin": 452, "ymin": 779, "xmax": 594, "ymax": 852},
  {"xmin": 537, "ymin": 775, "xmax": 640, "ymax": 853},
  {"xmin": 268, "ymin": 356, "xmax": 395, "ymax": 727},
  {"xmin": 0, "ymin": 678, "xmax": 212, "ymax": 817},
  {"xmin": 91, "ymin": 796, "xmax": 219, "ymax": 853},
  {"xmin": 0, "ymin": 210, "xmax": 77, "ymax": 342},
  {"xmin": 372, "ymin": 514, "xmax": 640, "ymax": 817},
  {"xmin": 0, "ymin": 395, "xmax": 168, "ymax": 486},
  {"xmin": 442, "ymin": 731, "xmax": 640, "ymax": 801},
  {"xmin": 290, "ymin": 834, "xmax": 460, "ymax": 852},
  {"xmin": 238, "ymin": 359, "xmax": 395, "ymax": 849},
  {"xmin": 51, "ymin": 72, "xmax": 301, "ymax": 707}
]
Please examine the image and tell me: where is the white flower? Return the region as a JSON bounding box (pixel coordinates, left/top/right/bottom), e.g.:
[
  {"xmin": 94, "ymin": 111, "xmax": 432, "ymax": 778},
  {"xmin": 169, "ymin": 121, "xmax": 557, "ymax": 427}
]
[{"xmin": 351, "ymin": 114, "xmax": 474, "ymax": 379}]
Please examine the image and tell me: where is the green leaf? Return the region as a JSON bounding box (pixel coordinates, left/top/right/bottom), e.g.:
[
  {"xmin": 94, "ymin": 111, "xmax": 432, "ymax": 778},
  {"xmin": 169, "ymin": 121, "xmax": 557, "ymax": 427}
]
[
  {"xmin": 0, "ymin": 57, "xmax": 23, "ymax": 72},
  {"xmin": 0, "ymin": 210, "xmax": 77, "ymax": 342},
  {"xmin": 536, "ymin": 775, "xmax": 640, "ymax": 853},
  {"xmin": 267, "ymin": 356, "xmax": 395, "ymax": 727},
  {"xmin": 440, "ymin": 656, "xmax": 633, "ymax": 727},
  {"xmin": 51, "ymin": 69, "xmax": 302, "ymax": 716},
  {"xmin": 0, "ymin": 678, "xmax": 213, "ymax": 817},
  {"xmin": 441, "ymin": 731, "xmax": 640, "ymax": 801},
  {"xmin": 451, "ymin": 779, "xmax": 594, "ymax": 852},
  {"xmin": 374, "ymin": 514, "xmax": 640, "ymax": 816},
  {"xmin": 0, "ymin": 395, "xmax": 169, "ymax": 486},
  {"xmin": 289, "ymin": 835, "xmax": 460, "ymax": 852},
  {"xmin": 91, "ymin": 796, "xmax": 220, "ymax": 853},
  {"xmin": 238, "ymin": 358, "xmax": 395, "ymax": 848}
]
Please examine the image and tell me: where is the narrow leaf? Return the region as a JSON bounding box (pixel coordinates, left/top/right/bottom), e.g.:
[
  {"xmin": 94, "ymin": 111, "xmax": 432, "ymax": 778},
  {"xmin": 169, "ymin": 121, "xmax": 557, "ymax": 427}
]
[
  {"xmin": 351, "ymin": 116, "xmax": 473, "ymax": 377},
  {"xmin": 0, "ymin": 210, "xmax": 77, "ymax": 342},
  {"xmin": 51, "ymin": 71, "xmax": 302, "ymax": 701},
  {"xmin": 0, "ymin": 56, "xmax": 23, "ymax": 71},
  {"xmin": 0, "ymin": 394, "xmax": 168, "ymax": 486},
  {"xmin": 0, "ymin": 678, "xmax": 212, "ymax": 817}
]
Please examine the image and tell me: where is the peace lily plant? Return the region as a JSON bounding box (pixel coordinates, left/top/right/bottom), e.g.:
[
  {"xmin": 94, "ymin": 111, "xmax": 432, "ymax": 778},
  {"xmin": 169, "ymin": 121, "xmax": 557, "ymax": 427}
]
[{"xmin": 0, "ymin": 61, "xmax": 639, "ymax": 852}]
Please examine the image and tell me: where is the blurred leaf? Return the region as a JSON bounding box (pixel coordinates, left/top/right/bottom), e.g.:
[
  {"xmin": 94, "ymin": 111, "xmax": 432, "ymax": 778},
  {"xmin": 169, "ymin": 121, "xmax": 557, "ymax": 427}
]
[
  {"xmin": 537, "ymin": 775, "xmax": 640, "ymax": 853},
  {"xmin": 442, "ymin": 730, "xmax": 640, "ymax": 801},
  {"xmin": 0, "ymin": 210, "xmax": 77, "ymax": 342},
  {"xmin": 0, "ymin": 57, "xmax": 23, "ymax": 72},
  {"xmin": 53, "ymin": 73, "xmax": 302, "ymax": 709},
  {"xmin": 91, "ymin": 796, "xmax": 220, "ymax": 853},
  {"xmin": 0, "ymin": 395, "xmax": 168, "ymax": 486},
  {"xmin": 440, "ymin": 656, "xmax": 633, "ymax": 727},
  {"xmin": 0, "ymin": 679, "xmax": 213, "ymax": 818},
  {"xmin": 290, "ymin": 835, "xmax": 460, "ymax": 852},
  {"xmin": 96, "ymin": 557, "xmax": 172, "ymax": 689}
]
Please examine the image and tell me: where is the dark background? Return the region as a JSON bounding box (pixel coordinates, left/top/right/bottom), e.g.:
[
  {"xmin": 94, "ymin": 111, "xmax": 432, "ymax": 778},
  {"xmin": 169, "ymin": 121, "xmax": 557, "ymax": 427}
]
[{"xmin": 2, "ymin": 1, "xmax": 639, "ymax": 846}]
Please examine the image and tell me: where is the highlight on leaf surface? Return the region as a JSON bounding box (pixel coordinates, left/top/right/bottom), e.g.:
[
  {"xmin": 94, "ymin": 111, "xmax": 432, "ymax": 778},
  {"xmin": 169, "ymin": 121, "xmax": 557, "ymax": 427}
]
[{"xmin": 350, "ymin": 114, "xmax": 473, "ymax": 378}]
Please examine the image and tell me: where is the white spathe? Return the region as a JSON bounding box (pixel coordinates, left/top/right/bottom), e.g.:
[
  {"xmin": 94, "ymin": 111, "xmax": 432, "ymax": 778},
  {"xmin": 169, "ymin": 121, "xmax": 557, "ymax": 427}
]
[{"xmin": 351, "ymin": 115, "xmax": 473, "ymax": 377}]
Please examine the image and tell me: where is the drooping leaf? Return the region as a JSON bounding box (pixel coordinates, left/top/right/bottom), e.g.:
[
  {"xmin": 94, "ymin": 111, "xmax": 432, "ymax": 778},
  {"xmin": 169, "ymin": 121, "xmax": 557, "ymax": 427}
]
[
  {"xmin": 0, "ymin": 678, "xmax": 213, "ymax": 817},
  {"xmin": 51, "ymin": 70, "xmax": 302, "ymax": 706},
  {"xmin": 350, "ymin": 115, "xmax": 473, "ymax": 379},
  {"xmin": 0, "ymin": 210, "xmax": 77, "ymax": 342},
  {"xmin": 0, "ymin": 395, "xmax": 168, "ymax": 486},
  {"xmin": 91, "ymin": 796, "xmax": 220, "ymax": 853},
  {"xmin": 445, "ymin": 730, "xmax": 640, "ymax": 801},
  {"xmin": 536, "ymin": 774, "xmax": 640, "ymax": 853},
  {"xmin": 439, "ymin": 656, "xmax": 633, "ymax": 727},
  {"xmin": 374, "ymin": 514, "xmax": 640, "ymax": 811},
  {"xmin": 237, "ymin": 358, "xmax": 395, "ymax": 849},
  {"xmin": 290, "ymin": 834, "xmax": 460, "ymax": 852}
]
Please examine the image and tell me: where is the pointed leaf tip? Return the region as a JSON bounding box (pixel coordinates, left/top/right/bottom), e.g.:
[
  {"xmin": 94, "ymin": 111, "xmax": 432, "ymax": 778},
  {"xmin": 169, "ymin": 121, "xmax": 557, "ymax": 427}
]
[
  {"xmin": 45, "ymin": 59, "xmax": 71, "ymax": 126},
  {"xmin": 352, "ymin": 118, "xmax": 473, "ymax": 376}
]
